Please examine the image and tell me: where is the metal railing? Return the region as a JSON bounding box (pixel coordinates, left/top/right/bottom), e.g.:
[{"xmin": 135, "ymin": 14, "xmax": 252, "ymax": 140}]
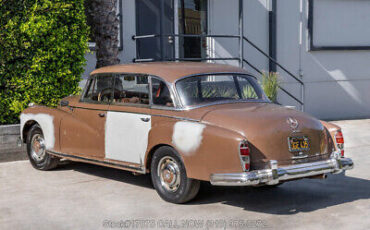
[
  {"xmin": 242, "ymin": 36, "xmax": 304, "ymax": 108},
  {"xmin": 132, "ymin": 34, "xmax": 240, "ymax": 63},
  {"xmin": 132, "ymin": 33, "xmax": 304, "ymax": 110}
]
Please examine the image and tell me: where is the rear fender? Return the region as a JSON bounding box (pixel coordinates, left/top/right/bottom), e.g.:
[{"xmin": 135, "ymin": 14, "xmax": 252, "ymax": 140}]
[
  {"xmin": 146, "ymin": 116, "xmax": 245, "ymax": 181},
  {"xmin": 320, "ymin": 120, "xmax": 341, "ymax": 152}
]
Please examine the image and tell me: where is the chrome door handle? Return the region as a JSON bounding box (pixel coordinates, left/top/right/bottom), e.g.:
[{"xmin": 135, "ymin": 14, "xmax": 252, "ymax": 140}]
[
  {"xmin": 98, "ymin": 113, "xmax": 106, "ymax": 117},
  {"xmin": 140, "ymin": 117, "xmax": 150, "ymax": 122}
]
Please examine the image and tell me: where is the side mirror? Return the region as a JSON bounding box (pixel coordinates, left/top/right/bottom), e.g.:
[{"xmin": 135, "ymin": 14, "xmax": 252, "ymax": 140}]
[{"xmin": 60, "ymin": 100, "xmax": 69, "ymax": 107}]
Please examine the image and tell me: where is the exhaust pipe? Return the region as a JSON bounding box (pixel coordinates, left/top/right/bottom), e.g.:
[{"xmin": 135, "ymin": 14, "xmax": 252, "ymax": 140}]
[{"xmin": 309, "ymin": 174, "xmax": 327, "ymax": 180}]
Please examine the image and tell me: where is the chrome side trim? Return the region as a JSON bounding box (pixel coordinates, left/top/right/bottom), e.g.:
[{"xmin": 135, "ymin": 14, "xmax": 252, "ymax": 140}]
[
  {"xmin": 47, "ymin": 150, "xmax": 146, "ymax": 174},
  {"xmin": 210, "ymin": 155, "xmax": 354, "ymax": 186},
  {"xmin": 84, "ymin": 72, "xmax": 270, "ymax": 111}
]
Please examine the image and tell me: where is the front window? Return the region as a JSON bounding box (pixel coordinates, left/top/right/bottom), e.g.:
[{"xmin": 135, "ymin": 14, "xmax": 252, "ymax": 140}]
[
  {"xmin": 176, "ymin": 74, "xmax": 268, "ymax": 107},
  {"xmin": 83, "ymin": 75, "xmax": 114, "ymax": 103}
]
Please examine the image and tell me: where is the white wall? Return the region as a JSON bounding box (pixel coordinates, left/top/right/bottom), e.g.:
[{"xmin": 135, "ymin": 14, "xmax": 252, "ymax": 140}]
[
  {"xmin": 276, "ymin": 0, "xmax": 370, "ymax": 119},
  {"xmin": 243, "ymin": 0, "xmax": 270, "ymax": 75},
  {"xmin": 208, "ymin": 0, "xmax": 240, "ymax": 66},
  {"xmin": 208, "ymin": 0, "xmax": 270, "ymax": 73}
]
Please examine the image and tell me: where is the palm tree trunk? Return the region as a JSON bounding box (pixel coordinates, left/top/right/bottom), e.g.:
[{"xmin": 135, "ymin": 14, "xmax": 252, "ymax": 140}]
[{"xmin": 87, "ymin": 0, "xmax": 120, "ymax": 68}]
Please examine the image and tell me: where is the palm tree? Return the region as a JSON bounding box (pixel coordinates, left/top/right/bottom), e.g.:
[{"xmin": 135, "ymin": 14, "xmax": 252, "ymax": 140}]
[{"xmin": 85, "ymin": 0, "xmax": 120, "ymax": 68}]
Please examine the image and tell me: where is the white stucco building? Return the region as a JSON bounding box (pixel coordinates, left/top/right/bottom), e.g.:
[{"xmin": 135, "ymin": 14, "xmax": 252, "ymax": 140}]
[{"xmin": 83, "ymin": 0, "xmax": 370, "ymax": 120}]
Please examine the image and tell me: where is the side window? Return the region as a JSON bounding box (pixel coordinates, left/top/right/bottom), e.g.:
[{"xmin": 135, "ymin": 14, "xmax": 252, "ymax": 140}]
[
  {"xmin": 151, "ymin": 78, "xmax": 174, "ymax": 107},
  {"xmin": 237, "ymin": 76, "xmax": 259, "ymax": 99},
  {"xmin": 111, "ymin": 74, "xmax": 150, "ymax": 105},
  {"xmin": 83, "ymin": 75, "xmax": 113, "ymax": 103}
]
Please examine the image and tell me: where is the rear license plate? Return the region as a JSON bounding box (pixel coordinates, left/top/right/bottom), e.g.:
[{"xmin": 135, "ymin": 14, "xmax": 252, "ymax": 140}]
[{"xmin": 288, "ymin": 136, "xmax": 310, "ymax": 152}]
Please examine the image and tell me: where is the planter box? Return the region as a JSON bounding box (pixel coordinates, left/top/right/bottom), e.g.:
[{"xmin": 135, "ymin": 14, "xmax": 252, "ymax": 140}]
[{"xmin": 0, "ymin": 124, "xmax": 27, "ymax": 162}]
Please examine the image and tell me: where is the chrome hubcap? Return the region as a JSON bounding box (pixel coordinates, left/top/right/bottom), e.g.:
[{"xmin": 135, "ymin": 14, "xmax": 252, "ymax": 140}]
[
  {"xmin": 31, "ymin": 134, "xmax": 46, "ymax": 161},
  {"xmin": 158, "ymin": 156, "xmax": 181, "ymax": 192}
]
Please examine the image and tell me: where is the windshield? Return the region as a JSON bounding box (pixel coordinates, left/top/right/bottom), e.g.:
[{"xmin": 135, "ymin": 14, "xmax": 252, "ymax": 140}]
[{"xmin": 176, "ymin": 74, "xmax": 269, "ymax": 107}]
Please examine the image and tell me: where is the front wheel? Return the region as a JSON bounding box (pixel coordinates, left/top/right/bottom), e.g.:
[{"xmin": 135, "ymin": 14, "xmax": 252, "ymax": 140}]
[
  {"xmin": 151, "ymin": 146, "xmax": 200, "ymax": 204},
  {"xmin": 26, "ymin": 124, "xmax": 59, "ymax": 170}
]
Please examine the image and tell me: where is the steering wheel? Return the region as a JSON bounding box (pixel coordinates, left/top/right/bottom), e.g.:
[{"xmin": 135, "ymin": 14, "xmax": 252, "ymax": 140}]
[{"xmin": 98, "ymin": 88, "xmax": 122, "ymax": 102}]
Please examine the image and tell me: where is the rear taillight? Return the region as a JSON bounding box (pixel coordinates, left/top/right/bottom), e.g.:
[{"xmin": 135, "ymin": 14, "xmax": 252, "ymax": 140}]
[
  {"xmin": 335, "ymin": 131, "xmax": 344, "ymax": 157},
  {"xmin": 239, "ymin": 140, "xmax": 250, "ymax": 171}
]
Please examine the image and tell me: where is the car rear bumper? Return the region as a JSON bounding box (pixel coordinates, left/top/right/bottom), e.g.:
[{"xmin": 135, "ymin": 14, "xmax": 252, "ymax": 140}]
[{"xmin": 210, "ymin": 155, "xmax": 354, "ymax": 186}]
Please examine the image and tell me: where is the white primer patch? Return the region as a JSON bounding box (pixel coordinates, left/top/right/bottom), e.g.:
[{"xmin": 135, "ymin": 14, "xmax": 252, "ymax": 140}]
[
  {"xmin": 20, "ymin": 113, "xmax": 55, "ymax": 149},
  {"xmin": 172, "ymin": 121, "xmax": 206, "ymax": 155},
  {"xmin": 105, "ymin": 111, "xmax": 151, "ymax": 164}
]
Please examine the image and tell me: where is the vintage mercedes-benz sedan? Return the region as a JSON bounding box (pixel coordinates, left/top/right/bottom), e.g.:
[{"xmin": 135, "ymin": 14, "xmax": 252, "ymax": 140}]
[{"xmin": 20, "ymin": 62, "xmax": 353, "ymax": 203}]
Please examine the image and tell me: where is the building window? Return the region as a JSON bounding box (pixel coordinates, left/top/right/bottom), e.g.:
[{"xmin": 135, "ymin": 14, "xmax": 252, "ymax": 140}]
[
  {"xmin": 84, "ymin": 0, "xmax": 123, "ymax": 50},
  {"xmin": 308, "ymin": 0, "xmax": 370, "ymax": 51},
  {"xmin": 178, "ymin": 0, "xmax": 208, "ymax": 59}
]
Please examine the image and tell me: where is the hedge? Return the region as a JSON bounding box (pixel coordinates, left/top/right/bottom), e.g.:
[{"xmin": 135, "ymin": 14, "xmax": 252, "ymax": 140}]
[{"xmin": 0, "ymin": 0, "xmax": 89, "ymax": 125}]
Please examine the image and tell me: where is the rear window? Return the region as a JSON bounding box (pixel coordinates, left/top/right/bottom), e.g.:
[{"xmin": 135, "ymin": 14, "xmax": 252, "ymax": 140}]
[{"xmin": 176, "ymin": 74, "xmax": 267, "ymax": 107}]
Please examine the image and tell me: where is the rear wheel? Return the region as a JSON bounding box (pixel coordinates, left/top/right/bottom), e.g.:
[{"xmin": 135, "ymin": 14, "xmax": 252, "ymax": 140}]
[
  {"xmin": 151, "ymin": 146, "xmax": 200, "ymax": 204},
  {"xmin": 26, "ymin": 124, "xmax": 59, "ymax": 170}
]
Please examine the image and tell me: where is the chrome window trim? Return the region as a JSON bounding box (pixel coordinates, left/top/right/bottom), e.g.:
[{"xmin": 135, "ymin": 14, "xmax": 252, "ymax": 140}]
[
  {"xmin": 83, "ymin": 71, "xmax": 268, "ymax": 111},
  {"xmin": 86, "ymin": 73, "xmax": 181, "ymax": 110},
  {"xmin": 80, "ymin": 78, "xmax": 92, "ymax": 101},
  {"xmin": 148, "ymin": 75, "xmax": 153, "ymax": 106},
  {"xmin": 172, "ymin": 72, "xmax": 257, "ymax": 85},
  {"xmin": 180, "ymin": 99, "xmax": 270, "ymax": 111},
  {"xmin": 80, "ymin": 74, "xmax": 115, "ymax": 104},
  {"xmin": 149, "ymin": 75, "xmax": 182, "ymax": 109},
  {"xmin": 83, "ymin": 73, "xmax": 152, "ymax": 108}
]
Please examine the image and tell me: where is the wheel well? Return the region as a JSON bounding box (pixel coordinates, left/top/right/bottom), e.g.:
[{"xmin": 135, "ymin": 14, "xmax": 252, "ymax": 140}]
[
  {"xmin": 146, "ymin": 144, "xmax": 173, "ymax": 172},
  {"xmin": 22, "ymin": 120, "xmax": 38, "ymax": 143}
]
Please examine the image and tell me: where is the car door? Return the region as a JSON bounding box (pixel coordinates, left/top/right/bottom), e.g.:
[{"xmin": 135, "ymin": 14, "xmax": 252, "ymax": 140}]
[
  {"xmin": 60, "ymin": 74, "xmax": 113, "ymax": 158},
  {"xmin": 105, "ymin": 74, "xmax": 152, "ymax": 164}
]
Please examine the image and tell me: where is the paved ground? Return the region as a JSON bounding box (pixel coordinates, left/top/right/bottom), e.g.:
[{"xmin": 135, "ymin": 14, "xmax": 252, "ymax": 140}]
[{"xmin": 1, "ymin": 120, "xmax": 369, "ymax": 230}]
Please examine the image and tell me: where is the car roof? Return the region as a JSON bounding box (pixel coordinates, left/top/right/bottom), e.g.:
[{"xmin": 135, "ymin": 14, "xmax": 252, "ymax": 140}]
[{"xmin": 90, "ymin": 62, "xmax": 251, "ymax": 83}]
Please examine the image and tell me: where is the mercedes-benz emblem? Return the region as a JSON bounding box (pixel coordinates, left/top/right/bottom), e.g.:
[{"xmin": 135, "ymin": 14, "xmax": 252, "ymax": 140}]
[{"xmin": 287, "ymin": 117, "xmax": 299, "ymax": 131}]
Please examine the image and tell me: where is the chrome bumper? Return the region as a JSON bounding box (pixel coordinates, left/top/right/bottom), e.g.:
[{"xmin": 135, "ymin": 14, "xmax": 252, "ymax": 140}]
[{"xmin": 210, "ymin": 156, "xmax": 354, "ymax": 186}]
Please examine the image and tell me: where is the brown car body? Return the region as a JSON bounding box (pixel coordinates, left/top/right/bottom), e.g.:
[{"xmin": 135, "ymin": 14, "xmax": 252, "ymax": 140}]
[{"xmin": 20, "ymin": 62, "xmax": 350, "ymax": 182}]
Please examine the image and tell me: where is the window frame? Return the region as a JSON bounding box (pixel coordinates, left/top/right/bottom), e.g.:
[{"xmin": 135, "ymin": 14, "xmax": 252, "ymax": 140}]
[{"xmin": 308, "ymin": 0, "xmax": 370, "ymax": 51}]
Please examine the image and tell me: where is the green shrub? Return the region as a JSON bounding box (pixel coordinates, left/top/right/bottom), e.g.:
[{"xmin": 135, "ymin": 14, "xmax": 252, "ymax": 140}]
[
  {"xmin": 260, "ymin": 72, "xmax": 280, "ymax": 102},
  {"xmin": 0, "ymin": 0, "xmax": 89, "ymax": 125}
]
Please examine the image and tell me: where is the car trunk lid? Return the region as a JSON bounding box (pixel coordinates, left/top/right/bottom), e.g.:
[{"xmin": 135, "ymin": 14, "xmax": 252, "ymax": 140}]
[{"xmin": 200, "ymin": 102, "xmax": 332, "ymax": 169}]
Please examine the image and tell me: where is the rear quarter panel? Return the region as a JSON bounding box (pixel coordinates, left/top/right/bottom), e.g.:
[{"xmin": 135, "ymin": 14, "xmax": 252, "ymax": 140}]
[
  {"xmin": 147, "ymin": 115, "xmax": 245, "ymax": 181},
  {"xmin": 321, "ymin": 120, "xmax": 341, "ymax": 151}
]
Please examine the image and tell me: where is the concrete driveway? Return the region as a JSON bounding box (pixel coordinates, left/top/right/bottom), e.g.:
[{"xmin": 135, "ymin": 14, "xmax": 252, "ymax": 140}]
[{"xmin": 1, "ymin": 120, "xmax": 370, "ymax": 230}]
